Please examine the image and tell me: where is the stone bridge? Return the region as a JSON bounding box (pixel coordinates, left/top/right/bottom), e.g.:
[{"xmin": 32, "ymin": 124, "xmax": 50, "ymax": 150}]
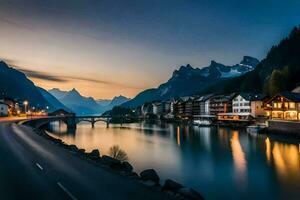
[
  {"xmin": 73, "ymin": 116, "xmax": 111, "ymax": 128},
  {"xmin": 24, "ymin": 115, "xmax": 112, "ymax": 130}
]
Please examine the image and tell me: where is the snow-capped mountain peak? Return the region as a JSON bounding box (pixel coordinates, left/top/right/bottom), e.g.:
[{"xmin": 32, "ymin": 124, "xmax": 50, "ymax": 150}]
[{"xmin": 123, "ymin": 56, "xmax": 260, "ymax": 108}]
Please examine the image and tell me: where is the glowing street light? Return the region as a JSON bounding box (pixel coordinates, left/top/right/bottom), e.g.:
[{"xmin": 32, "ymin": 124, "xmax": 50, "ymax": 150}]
[{"xmin": 23, "ymin": 100, "xmax": 29, "ymax": 113}]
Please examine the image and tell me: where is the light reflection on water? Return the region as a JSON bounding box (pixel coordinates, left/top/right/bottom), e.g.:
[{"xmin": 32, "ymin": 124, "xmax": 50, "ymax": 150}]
[
  {"xmin": 231, "ymin": 131, "xmax": 247, "ymax": 190},
  {"xmin": 48, "ymin": 121, "xmax": 300, "ymax": 200}
]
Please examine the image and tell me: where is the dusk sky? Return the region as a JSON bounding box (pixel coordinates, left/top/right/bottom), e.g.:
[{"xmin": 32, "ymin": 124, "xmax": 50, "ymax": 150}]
[{"xmin": 0, "ymin": 0, "xmax": 299, "ymax": 99}]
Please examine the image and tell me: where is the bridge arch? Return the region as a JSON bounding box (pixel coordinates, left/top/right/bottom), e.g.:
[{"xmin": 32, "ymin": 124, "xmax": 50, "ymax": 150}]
[
  {"xmin": 75, "ymin": 117, "xmax": 111, "ymax": 128},
  {"xmin": 23, "ymin": 115, "xmax": 112, "ymax": 130}
]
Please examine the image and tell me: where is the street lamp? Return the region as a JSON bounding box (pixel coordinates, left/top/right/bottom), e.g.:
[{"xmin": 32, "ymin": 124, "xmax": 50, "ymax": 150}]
[{"xmin": 23, "ymin": 100, "xmax": 28, "ymax": 114}]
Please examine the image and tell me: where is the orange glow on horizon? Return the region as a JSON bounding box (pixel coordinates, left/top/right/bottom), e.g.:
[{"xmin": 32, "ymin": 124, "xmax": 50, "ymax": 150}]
[{"xmin": 29, "ymin": 77, "xmax": 143, "ymax": 99}]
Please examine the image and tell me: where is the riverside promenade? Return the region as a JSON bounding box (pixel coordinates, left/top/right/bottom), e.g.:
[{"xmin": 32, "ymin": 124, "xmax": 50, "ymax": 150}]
[{"xmin": 0, "ymin": 118, "xmax": 174, "ymax": 200}]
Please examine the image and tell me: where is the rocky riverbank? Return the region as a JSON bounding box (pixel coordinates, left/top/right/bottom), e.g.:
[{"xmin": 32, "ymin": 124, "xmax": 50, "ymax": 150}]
[{"xmin": 26, "ymin": 124, "xmax": 205, "ymax": 200}]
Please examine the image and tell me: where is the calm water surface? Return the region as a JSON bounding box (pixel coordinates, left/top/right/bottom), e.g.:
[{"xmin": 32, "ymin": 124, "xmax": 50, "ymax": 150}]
[{"xmin": 48, "ymin": 121, "xmax": 300, "ymax": 200}]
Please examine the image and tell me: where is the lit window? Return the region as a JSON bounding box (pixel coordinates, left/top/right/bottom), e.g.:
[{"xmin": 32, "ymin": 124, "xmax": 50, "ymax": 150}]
[
  {"xmin": 284, "ymin": 111, "xmax": 298, "ymax": 120},
  {"xmin": 284, "ymin": 102, "xmax": 289, "ymax": 108},
  {"xmin": 273, "ymin": 103, "xmax": 277, "ymax": 108},
  {"xmin": 289, "ymin": 102, "xmax": 295, "ymax": 109},
  {"xmin": 278, "ymin": 103, "xmax": 282, "ymax": 108}
]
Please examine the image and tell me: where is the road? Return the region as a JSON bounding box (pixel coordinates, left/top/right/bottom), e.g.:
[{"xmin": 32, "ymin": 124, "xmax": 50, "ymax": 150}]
[{"xmin": 0, "ymin": 120, "xmax": 172, "ymax": 200}]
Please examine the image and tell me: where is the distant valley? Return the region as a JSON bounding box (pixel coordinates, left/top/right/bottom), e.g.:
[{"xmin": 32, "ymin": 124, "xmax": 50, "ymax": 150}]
[{"xmin": 48, "ymin": 88, "xmax": 130, "ymax": 115}]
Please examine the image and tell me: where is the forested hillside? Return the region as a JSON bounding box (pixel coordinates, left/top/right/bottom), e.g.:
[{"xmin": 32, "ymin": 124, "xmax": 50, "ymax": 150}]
[{"xmin": 204, "ymin": 26, "xmax": 300, "ymax": 96}]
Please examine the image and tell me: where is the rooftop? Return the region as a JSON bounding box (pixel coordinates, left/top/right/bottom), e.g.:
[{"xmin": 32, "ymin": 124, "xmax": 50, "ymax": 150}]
[{"xmin": 238, "ymin": 93, "xmax": 266, "ymax": 101}]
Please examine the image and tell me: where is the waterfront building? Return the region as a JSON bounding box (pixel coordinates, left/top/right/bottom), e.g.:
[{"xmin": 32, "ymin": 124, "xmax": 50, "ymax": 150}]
[
  {"xmin": 170, "ymin": 100, "xmax": 176, "ymax": 114},
  {"xmin": 0, "ymin": 102, "xmax": 9, "ymax": 116},
  {"xmin": 152, "ymin": 101, "xmax": 163, "ymax": 116},
  {"xmin": 200, "ymin": 94, "xmax": 214, "ymax": 115},
  {"xmin": 193, "ymin": 94, "xmax": 215, "ymax": 124},
  {"xmin": 175, "ymin": 97, "xmax": 190, "ymax": 119},
  {"xmin": 209, "ymin": 94, "xmax": 235, "ymax": 115},
  {"xmin": 218, "ymin": 93, "xmax": 265, "ymax": 121},
  {"xmin": 192, "ymin": 94, "xmax": 214, "ymax": 117},
  {"xmin": 264, "ymin": 91, "xmax": 300, "ymax": 120},
  {"xmin": 0, "ymin": 97, "xmax": 19, "ymax": 115},
  {"xmin": 184, "ymin": 97, "xmax": 194, "ymax": 119},
  {"xmin": 161, "ymin": 100, "xmax": 176, "ymax": 119},
  {"xmin": 141, "ymin": 103, "xmax": 154, "ymax": 117},
  {"xmin": 192, "ymin": 97, "xmax": 201, "ymax": 117},
  {"xmin": 161, "ymin": 101, "xmax": 171, "ymax": 114},
  {"xmin": 1, "ymin": 97, "xmax": 14, "ymax": 108}
]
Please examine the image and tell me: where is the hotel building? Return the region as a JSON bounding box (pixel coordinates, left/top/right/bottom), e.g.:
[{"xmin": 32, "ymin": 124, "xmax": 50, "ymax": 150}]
[{"xmin": 265, "ymin": 92, "xmax": 300, "ymax": 120}]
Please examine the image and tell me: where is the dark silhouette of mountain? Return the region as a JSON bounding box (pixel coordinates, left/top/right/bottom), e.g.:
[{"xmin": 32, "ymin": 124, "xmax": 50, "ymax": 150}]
[
  {"xmin": 96, "ymin": 99, "xmax": 111, "ymax": 107},
  {"xmin": 107, "ymin": 95, "xmax": 130, "ymax": 109},
  {"xmin": 96, "ymin": 96, "xmax": 130, "ymax": 108},
  {"xmin": 123, "ymin": 56, "xmax": 259, "ymax": 108},
  {"xmin": 49, "ymin": 88, "xmax": 102, "ymax": 115},
  {"xmin": 48, "ymin": 88, "xmax": 67, "ymax": 99},
  {"xmin": 37, "ymin": 87, "xmax": 71, "ymax": 112},
  {"xmin": 204, "ymin": 25, "xmax": 300, "ymax": 96},
  {"xmin": 0, "ymin": 61, "xmax": 61, "ymax": 111},
  {"xmin": 49, "ymin": 88, "xmax": 130, "ymax": 115}
]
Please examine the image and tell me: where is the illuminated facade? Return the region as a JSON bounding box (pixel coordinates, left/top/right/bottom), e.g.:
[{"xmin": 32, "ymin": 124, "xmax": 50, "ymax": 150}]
[
  {"xmin": 265, "ymin": 92, "xmax": 300, "ymax": 121},
  {"xmin": 218, "ymin": 93, "xmax": 266, "ymax": 121}
]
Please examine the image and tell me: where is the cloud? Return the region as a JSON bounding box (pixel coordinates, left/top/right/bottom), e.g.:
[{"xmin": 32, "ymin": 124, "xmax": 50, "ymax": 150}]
[
  {"xmin": 1, "ymin": 58, "xmax": 146, "ymax": 90},
  {"xmin": 8, "ymin": 63, "xmax": 144, "ymax": 89},
  {"xmin": 17, "ymin": 68, "xmax": 68, "ymax": 82}
]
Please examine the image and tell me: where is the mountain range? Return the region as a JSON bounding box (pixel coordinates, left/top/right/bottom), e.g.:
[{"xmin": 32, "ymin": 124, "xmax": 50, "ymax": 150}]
[
  {"xmin": 123, "ymin": 56, "xmax": 259, "ymax": 108},
  {"xmin": 0, "ymin": 61, "xmax": 63, "ymax": 111},
  {"xmin": 124, "ymin": 26, "xmax": 300, "ymax": 108},
  {"xmin": 2, "ymin": 25, "xmax": 299, "ymax": 114},
  {"xmin": 0, "ymin": 60, "xmax": 129, "ymax": 115},
  {"xmin": 37, "ymin": 87, "xmax": 70, "ymax": 112},
  {"xmin": 49, "ymin": 88, "xmax": 130, "ymax": 115},
  {"xmin": 203, "ymin": 25, "xmax": 300, "ymax": 96}
]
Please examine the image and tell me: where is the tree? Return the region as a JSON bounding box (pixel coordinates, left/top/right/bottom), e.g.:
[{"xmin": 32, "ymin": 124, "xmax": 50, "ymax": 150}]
[
  {"xmin": 266, "ymin": 69, "xmax": 287, "ymax": 96},
  {"xmin": 109, "ymin": 145, "xmax": 128, "ymax": 162}
]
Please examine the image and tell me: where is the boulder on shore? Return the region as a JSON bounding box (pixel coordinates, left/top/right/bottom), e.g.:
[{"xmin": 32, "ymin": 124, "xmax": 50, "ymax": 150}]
[
  {"xmin": 128, "ymin": 172, "xmax": 139, "ymax": 179},
  {"xmin": 51, "ymin": 138, "xmax": 63, "ymax": 144},
  {"xmin": 121, "ymin": 161, "xmax": 133, "ymax": 172},
  {"xmin": 78, "ymin": 149, "xmax": 86, "ymax": 155},
  {"xmin": 178, "ymin": 187, "xmax": 205, "ymax": 200},
  {"xmin": 68, "ymin": 145, "xmax": 78, "ymax": 152},
  {"xmin": 102, "ymin": 155, "xmax": 122, "ymax": 169},
  {"xmin": 162, "ymin": 179, "xmax": 183, "ymax": 192},
  {"xmin": 87, "ymin": 149, "xmax": 100, "ymax": 160},
  {"xmin": 140, "ymin": 169, "xmax": 160, "ymax": 183}
]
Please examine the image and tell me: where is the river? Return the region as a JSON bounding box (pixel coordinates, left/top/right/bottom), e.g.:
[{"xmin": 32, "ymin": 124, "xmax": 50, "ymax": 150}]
[{"xmin": 48, "ymin": 121, "xmax": 300, "ymax": 200}]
